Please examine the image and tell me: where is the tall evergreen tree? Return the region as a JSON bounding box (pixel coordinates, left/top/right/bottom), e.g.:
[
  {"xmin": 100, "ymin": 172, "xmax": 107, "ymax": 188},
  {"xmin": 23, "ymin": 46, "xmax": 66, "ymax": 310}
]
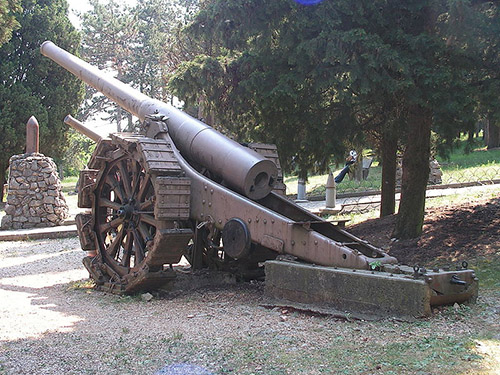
[
  {"xmin": 80, "ymin": 0, "xmax": 137, "ymax": 131},
  {"xmin": 0, "ymin": 0, "xmax": 21, "ymax": 46},
  {"xmin": 0, "ymin": 0, "xmax": 84, "ymax": 201},
  {"xmin": 170, "ymin": 0, "xmax": 499, "ymax": 239},
  {"xmin": 79, "ymin": 0, "xmax": 198, "ymax": 130}
]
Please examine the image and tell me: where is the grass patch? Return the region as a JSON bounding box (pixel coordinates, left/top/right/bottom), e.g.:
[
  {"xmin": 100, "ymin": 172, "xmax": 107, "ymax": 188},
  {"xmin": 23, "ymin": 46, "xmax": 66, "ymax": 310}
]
[
  {"xmin": 66, "ymin": 279, "xmax": 96, "ymax": 291},
  {"xmin": 197, "ymin": 332, "xmax": 483, "ymax": 375},
  {"xmin": 284, "ymin": 145, "xmax": 500, "ymax": 197},
  {"xmin": 61, "ymin": 176, "xmax": 79, "ymax": 194},
  {"xmin": 473, "ymin": 258, "xmax": 500, "ymax": 289}
]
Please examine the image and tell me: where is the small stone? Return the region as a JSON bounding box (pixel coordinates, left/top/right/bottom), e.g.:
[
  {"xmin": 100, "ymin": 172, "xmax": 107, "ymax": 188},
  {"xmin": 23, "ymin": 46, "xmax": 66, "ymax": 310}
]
[
  {"xmin": 5, "ymin": 204, "xmax": 15, "ymax": 215},
  {"xmin": 453, "ymin": 303, "xmax": 460, "ymax": 310},
  {"xmin": 46, "ymin": 214, "xmax": 59, "ymax": 222},
  {"xmin": 141, "ymin": 293, "xmax": 154, "ymax": 302},
  {"xmin": 48, "ymin": 174, "xmax": 58, "ymax": 185},
  {"xmin": 43, "ymin": 196, "xmax": 56, "ymax": 204},
  {"xmin": 280, "ymin": 315, "xmax": 288, "ymax": 322}
]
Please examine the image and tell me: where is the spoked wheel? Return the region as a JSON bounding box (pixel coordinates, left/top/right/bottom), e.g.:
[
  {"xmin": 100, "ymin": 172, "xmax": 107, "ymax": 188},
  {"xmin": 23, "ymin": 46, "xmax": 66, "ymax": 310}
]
[
  {"xmin": 81, "ymin": 135, "xmax": 193, "ymax": 293},
  {"xmin": 95, "ymin": 153, "xmax": 158, "ymax": 278}
]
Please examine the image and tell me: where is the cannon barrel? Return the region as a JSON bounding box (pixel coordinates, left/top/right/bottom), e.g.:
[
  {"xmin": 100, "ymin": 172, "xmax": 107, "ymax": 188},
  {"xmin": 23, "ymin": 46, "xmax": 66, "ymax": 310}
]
[
  {"xmin": 41, "ymin": 41, "xmax": 278, "ymax": 200},
  {"xmin": 64, "ymin": 115, "xmax": 102, "ymax": 143}
]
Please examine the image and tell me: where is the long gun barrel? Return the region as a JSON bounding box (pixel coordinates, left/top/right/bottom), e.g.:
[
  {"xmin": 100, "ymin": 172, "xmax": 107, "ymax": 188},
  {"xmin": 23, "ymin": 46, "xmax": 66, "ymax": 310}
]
[
  {"xmin": 41, "ymin": 41, "xmax": 277, "ymax": 200},
  {"xmin": 64, "ymin": 114, "xmax": 102, "ymax": 143}
]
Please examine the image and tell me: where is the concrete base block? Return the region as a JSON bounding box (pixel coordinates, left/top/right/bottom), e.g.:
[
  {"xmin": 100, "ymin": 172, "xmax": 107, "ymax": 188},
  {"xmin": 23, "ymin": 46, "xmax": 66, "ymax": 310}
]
[{"xmin": 265, "ymin": 260, "xmax": 432, "ymax": 320}]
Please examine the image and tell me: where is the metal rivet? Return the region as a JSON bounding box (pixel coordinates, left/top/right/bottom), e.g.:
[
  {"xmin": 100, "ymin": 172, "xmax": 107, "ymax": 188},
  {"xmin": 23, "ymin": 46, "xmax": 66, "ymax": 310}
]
[
  {"xmin": 208, "ymin": 202, "xmax": 212, "ymax": 207},
  {"xmin": 200, "ymin": 213, "xmax": 204, "ymax": 217},
  {"xmin": 256, "ymin": 218, "xmax": 259, "ymax": 223},
  {"xmin": 263, "ymin": 219, "xmax": 267, "ymax": 224},
  {"xmin": 218, "ymin": 220, "xmax": 222, "ymax": 224},
  {"xmin": 248, "ymin": 218, "xmax": 252, "ymax": 223},
  {"xmin": 210, "ymin": 189, "xmax": 214, "ymax": 194},
  {"xmin": 314, "ymin": 240, "xmax": 318, "ymax": 245},
  {"xmin": 202, "ymin": 200, "xmax": 206, "ymax": 204},
  {"xmin": 204, "ymin": 185, "xmax": 208, "ymax": 190},
  {"xmin": 291, "ymin": 240, "xmax": 295, "ymax": 246},
  {"xmin": 271, "ymin": 219, "xmax": 275, "ymax": 224}
]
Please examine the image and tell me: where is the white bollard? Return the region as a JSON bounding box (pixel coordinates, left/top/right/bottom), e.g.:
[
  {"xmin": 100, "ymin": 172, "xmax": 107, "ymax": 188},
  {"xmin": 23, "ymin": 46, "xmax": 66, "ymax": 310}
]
[
  {"xmin": 325, "ymin": 171, "xmax": 336, "ymax": 208},
  {"xmin": 296, "ymin": 178, "xmax": 307, "ymax": 202}
]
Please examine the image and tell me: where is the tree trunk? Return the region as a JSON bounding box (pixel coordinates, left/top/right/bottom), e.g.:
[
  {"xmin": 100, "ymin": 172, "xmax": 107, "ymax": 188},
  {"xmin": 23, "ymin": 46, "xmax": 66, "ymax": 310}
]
[
  {"xmin": 486, "ymin": 118, "xmax": 500, "ymax": 149},
  {"xmin": 393, "ymin": 106, "xmax": 432, "ymax": 239},
  {"xmin": 380, "ymin": 130, "xmax": 398, "ymax": 217}
]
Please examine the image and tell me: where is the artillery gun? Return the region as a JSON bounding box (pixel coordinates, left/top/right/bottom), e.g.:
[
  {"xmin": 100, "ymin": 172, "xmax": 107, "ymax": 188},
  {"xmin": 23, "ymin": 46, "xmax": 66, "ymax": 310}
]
[{"xmin": 42, "ymin": 41, "xmax": 478, "ymax": 318}]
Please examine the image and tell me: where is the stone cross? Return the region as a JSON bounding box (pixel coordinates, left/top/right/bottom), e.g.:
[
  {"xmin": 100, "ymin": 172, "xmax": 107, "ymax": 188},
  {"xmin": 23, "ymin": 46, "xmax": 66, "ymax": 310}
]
[{"xmin": 26, "ymin": 116, "xmax": 39, "ymax": 154}]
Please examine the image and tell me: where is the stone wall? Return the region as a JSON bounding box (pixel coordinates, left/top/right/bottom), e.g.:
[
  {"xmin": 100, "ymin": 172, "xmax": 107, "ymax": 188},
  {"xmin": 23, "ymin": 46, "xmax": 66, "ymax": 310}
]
[{"xmin": 1, "ymin": 153, "xmax": 69, "ymax": 229}]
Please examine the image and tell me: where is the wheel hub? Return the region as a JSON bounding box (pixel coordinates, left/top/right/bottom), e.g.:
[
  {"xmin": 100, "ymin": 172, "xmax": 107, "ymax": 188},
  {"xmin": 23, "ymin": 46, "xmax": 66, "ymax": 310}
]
[{"xmin": 117, "ymin": 201, "xmax": 136, "ymax": 222}]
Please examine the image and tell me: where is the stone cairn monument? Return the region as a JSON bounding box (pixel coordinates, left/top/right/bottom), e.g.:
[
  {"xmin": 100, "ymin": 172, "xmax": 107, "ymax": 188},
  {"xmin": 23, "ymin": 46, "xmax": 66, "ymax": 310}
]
[
  {"xmin": 396, "ymin": 158, "xmax": 443, "ymax": 186},
  {"xmin": 1, "ymin": 116, "xmax": 69, "ymax": 229}
]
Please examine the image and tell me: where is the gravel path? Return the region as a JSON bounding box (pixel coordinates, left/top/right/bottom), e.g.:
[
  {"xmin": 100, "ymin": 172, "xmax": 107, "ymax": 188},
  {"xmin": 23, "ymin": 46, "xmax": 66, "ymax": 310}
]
[{"xmin": 0, "ymin": 237, "xmax": 498, "ymax": 375}]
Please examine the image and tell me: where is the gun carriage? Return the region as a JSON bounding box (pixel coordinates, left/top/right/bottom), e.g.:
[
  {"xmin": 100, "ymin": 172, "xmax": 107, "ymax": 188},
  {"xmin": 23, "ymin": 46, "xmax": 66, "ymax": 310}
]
[{"xmin": 42, "ymin": 41, "xmax": 478, "ymax": 318}]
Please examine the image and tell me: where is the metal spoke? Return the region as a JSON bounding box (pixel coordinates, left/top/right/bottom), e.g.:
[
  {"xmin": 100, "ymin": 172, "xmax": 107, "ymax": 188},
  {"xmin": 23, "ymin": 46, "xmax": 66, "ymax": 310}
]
[
  {"xmin": 132, "ymin": 225, "xmax": 145, "ymax": 264},
  {"xmin": 107, "ymin": 226, "xmax": 125, "ymax": 259},
  {"xmin": 120, "ymin": 231, "xmax": 133, "ymax": 267},
  {"xmin": 99, "ymin": 198, "xmax": 122, "ymax": 211},
  {"xmin": 130, "ymin": 161, "xmax": 142, "ymax": 199},
  {"xmin": 137, "ymin": 173, "xmax": 152, "ymax": 202},
  {"xmin": 118, "ymin": 159, "xmax": 132, "ymax": 199},
  {"xmin": 105, "ymin": 173, "xmax": 124, "ymax": 202},
  {"xmin": 139, "ymin": 199, "xmax": 153, "ymax": 211},
  {"xmin": 140, "ymin": 214, "xmax": 157, "ymax": 227},
  {"xmin": 99, "ymin": 217, "xmax": 124, "ymax": 234},
  {"xmin": 139, "ymin": 222, "xmax": 154, "ymax": 246}
]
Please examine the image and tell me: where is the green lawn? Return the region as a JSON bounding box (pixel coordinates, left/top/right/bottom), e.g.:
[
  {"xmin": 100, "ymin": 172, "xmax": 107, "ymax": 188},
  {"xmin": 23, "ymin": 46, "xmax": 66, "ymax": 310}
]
[{"xmin": 285, "ymin": 145, "xmax": 500, "ymax": 196}]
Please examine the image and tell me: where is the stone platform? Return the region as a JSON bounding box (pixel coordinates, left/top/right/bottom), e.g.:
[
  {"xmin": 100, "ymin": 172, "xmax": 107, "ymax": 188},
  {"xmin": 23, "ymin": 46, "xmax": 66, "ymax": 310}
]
[{"xmin": 0, "ymin": 223, "xmax": 77, "ymax": 241}]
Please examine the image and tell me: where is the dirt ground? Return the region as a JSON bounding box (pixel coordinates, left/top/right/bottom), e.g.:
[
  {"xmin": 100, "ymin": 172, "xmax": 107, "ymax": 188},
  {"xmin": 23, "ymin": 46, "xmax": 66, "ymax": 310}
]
[
  {"xmin": 0, "ymin": 198, "xmax": 499, "ymax": 374},
  {"xmin": 350, "ymin": 196, "xmax": 500, "ymax": 266}
]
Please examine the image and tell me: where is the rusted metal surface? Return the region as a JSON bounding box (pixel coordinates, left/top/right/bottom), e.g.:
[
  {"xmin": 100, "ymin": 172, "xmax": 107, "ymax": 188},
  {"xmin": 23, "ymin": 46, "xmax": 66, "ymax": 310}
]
[
  {"xmin": 77, "ymin": 169, "xmax": 98, "ymax": 208},
  {"xmin": 26, "ymin": 116, "xmax": 39, "ymax": 154},
  {"xmin": 42, "ymin": 43, "xmax": 478, "ymax": 316},
  {"xmin": 42, "ymin": 41, "xmax": 277, "ymax": 200},
  {"xmin": 64, "ymin": 115, "xmax": 101, "ymax": 142}
]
